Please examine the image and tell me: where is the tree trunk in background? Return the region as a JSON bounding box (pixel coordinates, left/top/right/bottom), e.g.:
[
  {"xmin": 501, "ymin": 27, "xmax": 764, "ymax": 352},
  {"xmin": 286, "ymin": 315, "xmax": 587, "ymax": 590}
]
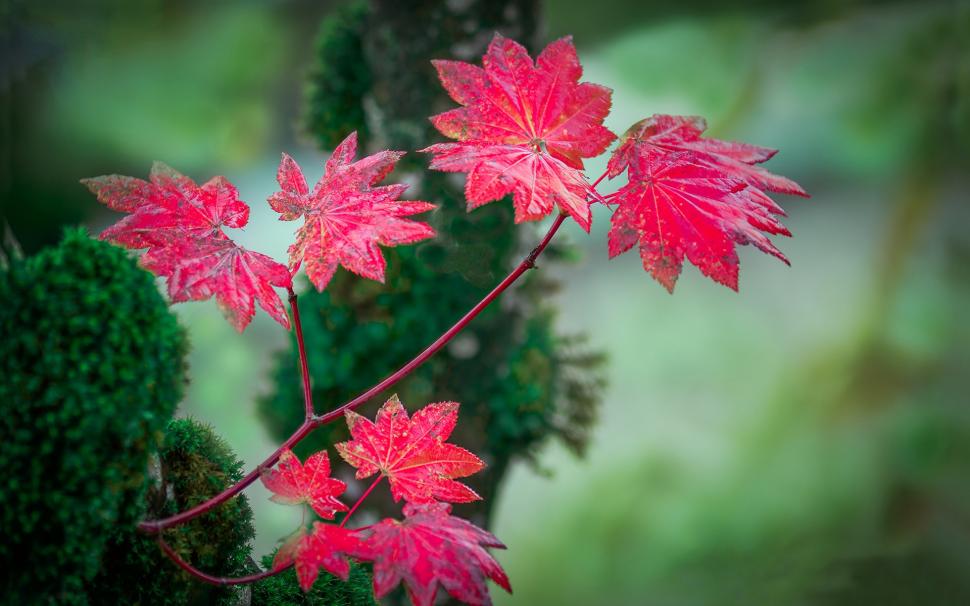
[
  {"xmin": 362, "ymin": 0, "xmax": 540, "ymax": 164},
  {"xmin": 261, "ymin": 1, "xmax": 603, "ymax": 565},
  {"xmin": 360, "ymin": 0, "xmax": 540, "ymax": 528}
]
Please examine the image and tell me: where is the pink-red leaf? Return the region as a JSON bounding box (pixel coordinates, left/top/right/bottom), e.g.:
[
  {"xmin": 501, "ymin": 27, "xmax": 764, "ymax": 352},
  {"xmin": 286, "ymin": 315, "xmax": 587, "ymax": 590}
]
[
  {"xmin": 608, "ymin": 114, "xmax": 808, "ymax": 197},
  {"xmin": 143, "ymin": 236, "xmax": 291, "ymax": 332},
  {"xmin": 260, "ymin": 449, "xmax": 348, "ymax": 520},
  {"xmin": 335, "ymin": 395, "xmax": 484, "ymax": 504},
  {"xmin": 83, "ymin": 163, "xmax": 249, "ymax": 249},
  {"xmin": 424, "ymin": 143, "xmax": 594, "ymax": 228},
  {"xmin": 82, "ymin": 164, "xmax": 290, "ymax": 332},
  {"xmin": 356, "ymin": 503, "xmax": 510, "ymax": 606},
  {"xmin": 269, "ymin": 132, "xmax": 436, "ymax": 291},
  {"xmin": 607, "ymin": 148, "xmax": 793, "ymax": 292},
  {"xmin": 423, "ymin": 34, "xmax": 615, "ymax": 231},
  {"xmin": 272, "ymin": 523, "xmax": 364, "ymax": 590}
]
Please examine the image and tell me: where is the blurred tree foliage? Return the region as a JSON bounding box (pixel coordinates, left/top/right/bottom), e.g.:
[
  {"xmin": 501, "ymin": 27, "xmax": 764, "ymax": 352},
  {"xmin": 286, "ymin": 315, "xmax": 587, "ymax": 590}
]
[
  {"xmin": 0, "ymin": 229, "xmax": 187, "ymax": 604},
  {"xmin": 545, "ymin": 0, "xmax": 919, "ymax": 45},
  {"xmin": 1, "ymin": 2, "xmax": 290, "ymax": 253},
  {"xmin": 304, "ymin": 1, "xmax": 372, "ymax": 151},
  {"xmin": 260, "ymin": 0, "xmax": 605, "ymax": 526}
]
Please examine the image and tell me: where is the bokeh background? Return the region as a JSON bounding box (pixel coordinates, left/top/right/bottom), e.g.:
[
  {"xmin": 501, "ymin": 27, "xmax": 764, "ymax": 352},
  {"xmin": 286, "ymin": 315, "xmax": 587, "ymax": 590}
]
[{"xmin": 3, "ymin": 0, "xmax": 969, "ymax": 604}]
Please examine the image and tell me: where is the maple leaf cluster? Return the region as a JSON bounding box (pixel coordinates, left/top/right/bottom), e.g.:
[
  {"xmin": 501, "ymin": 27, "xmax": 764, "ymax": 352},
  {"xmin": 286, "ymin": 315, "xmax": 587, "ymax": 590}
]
[
  {"xmin": 84, "ymin": 132, "xmax": 434, "ymax": 332},
  {"xmin": 82, "ymin": 165, "xmax": 293, "ymax": 332},
  {"xmin": 84, "ymin": 35, "xmax": 806, "ymax": 331},
  {"xmin": 79, "ymin": 30, "xmax": 809, "ymax": 606},
  {"xmin": 426, "ymin": 35, "xmax": 807, "ymax": 291},
  {"xmin": 260, "ymin": 396, "xmax": 508, "ymax": 606}
]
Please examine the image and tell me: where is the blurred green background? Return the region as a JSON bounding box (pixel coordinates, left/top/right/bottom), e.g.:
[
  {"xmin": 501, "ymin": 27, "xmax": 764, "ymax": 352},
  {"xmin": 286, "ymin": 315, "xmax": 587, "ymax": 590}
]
[{"xmin": 2, "ymin": 1, "xmax": 968, "ymax": 604}]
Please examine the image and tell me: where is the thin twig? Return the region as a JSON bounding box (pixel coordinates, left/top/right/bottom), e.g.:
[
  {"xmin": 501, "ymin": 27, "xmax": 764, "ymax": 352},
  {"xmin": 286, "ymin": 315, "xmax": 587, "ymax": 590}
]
[
  {"xmin": 339, "ymin": 476, "xmax": 383, "ymax": 528},
  {"xmin": 157, "ymin": 536, "xmax": 292, "ymax": 586},
  {"xmin": 288, "ymin": 288, "xmax": 314, "ymax": 420}
]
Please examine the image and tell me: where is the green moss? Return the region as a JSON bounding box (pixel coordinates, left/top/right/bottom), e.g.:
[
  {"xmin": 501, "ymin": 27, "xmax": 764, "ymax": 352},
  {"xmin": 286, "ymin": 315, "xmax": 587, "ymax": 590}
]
[
  {"xmin": 489, "ymin": 311, "xmax": 606, "ymax": 461},
  {"xmin": 0, "ymin": 228, "xmax": 187, "ymax": 604},
  {"xmin": 251, "ymin": 552, "xmax": 376, "ymax": 606},
  {"xmin": 304, "ymin": 0, "xmax": 371, "ymax": 149},
  {"xmin": 86, "ymin": 418, "xmax": 256, "ymax": 605}
]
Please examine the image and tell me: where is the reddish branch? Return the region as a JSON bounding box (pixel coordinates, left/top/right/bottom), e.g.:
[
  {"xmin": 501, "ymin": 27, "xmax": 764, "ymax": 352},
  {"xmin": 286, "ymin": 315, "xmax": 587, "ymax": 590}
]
[
  {"xmin": 308, "ymin": 211, "xmax": 567, "ymax": 426},
  {"xmin": 288, "ymin": 287, "xmax": 315, "ymax": 419},
  {"xmin": 340, "ymin": 476, "xmax": 383, "ymax": 528},
  {"xmin": 139, "ymin": 211, "xmax": 569, "ymax": 535},
  {"xmin": 157, "ymin": 536, "xmax": 293, "ymax": 586}
]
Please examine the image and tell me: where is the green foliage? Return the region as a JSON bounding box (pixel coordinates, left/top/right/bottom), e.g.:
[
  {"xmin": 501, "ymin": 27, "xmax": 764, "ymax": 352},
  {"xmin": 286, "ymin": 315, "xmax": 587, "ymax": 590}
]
[
  {"xmin": 48, "ymin": 5, "xmax": 287, "ymax": 168},
  {"xmin": 878, "ymin": 5, "xmax": 970, "ymax": 162},
  {"xmin": 251, "ymin": 552, "xmax": 376, "ymax": 606},
  {"xmin": 355, "ymin": 0, "xmax": 539, "ymax": 167},
  {"xmin": 0, "ymin": 228, "xmax": 187, "ymax": 604},
  {"xmin": 304, "ymin": 0, "xmax": 371, "ymax": 149},
  {"xmin": 490, "ymin": 310, "xmax": 606, "ymax": 460},
  {"xmin": 86, "ymin": 418, "xmax": 256, "ymax": 606}
]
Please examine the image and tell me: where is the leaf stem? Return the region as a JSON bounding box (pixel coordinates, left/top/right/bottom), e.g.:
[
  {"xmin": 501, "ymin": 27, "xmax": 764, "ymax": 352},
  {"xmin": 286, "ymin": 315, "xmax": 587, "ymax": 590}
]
[
  {"xmin": 157, "ymin": 536, "xmax": 292, "ymax": 586},
  {"xmin": 590, "ymin": 167, "xmax": 609, "ymax": 190},
  {"xmin": 339, "ymin": 476, "xmax": 383, "ymax": 528},
  {"xmin": 138, "ymin": 212, "xmax": 567, "ymax": 535},
  {"xmin": 288, "ymin": 287, "xmax": 314, "ymax": 420}
]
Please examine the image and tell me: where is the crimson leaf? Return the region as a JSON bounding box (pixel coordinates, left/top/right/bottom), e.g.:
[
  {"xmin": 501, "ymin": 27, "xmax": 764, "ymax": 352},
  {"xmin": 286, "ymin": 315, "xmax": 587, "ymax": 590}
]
[
  {"xmin": 423, "ymin": 34, "xmax": 615, "ymax": 231},
  {"xmin": 607, "ymin": 147, "xmax": 794, "ymax": 291},
  {"xmin": 272, "ymin": 523, "xmax": 363, "ymax": 590},
  {"xmin": 268, "ymin": 132, "xmax": 436, "ymax": 291},
  {"xmin": 260, "ymin": 449, "xmax": 348, "ymax": 520},
  {"xmin": 335, "ymin": 395, "xmax": 484, "ymax": 504},
  {"xmin": 356, "ymin": 503, "xmax": 510, "ymax": 606}
]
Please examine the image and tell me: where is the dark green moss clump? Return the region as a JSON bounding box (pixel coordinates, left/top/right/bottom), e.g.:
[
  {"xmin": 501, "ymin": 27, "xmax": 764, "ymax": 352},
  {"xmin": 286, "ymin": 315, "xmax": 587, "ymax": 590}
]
[
  {"xmin": 87, "ymin": 418, "xmax": 256, "ymax": 606},
  {"xmin": 251, "ymin": 552, "xmax": 376, "ymax": 606},
  {"xmin": 0, "ymin": 228, "xmax": 187, "ymax": 604}
]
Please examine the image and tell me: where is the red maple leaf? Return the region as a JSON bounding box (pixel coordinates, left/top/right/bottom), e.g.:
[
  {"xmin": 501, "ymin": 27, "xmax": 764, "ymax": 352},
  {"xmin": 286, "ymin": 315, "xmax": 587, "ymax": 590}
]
[
  {"xmin": 423, "ymin": 34, "xmax": 615, "ymax": 232},
  {"xmin": 607, "ymin": 147, "xmax": 794, "ymax": 292},
  {"xmin": 335, "ymin": 395, "xmax": 483, "ymax": 504},
  {"xmin": 142, "ymin": 236, "xmax": 291, "ymax": 332},
  {"xmin": 272, "ymin": 523, "xmax": 364, "ymax": 590},
  {"xmin": 82, "ymin": 163, "xmax": 291, "ymax": 331},
  {"xmin": 356, "ymin": 503, "xmax": 510, "ymax": 606},
  {"xmin": 260, "ymin": 449, "xmax": 348, "ymax": 520},
  {"xmin": 268, "ymin": 132, "xmax": 436, "ymax": 291},
  {"xmin": 83, "ymin": 162, "xmax": 250, "ymax": 249},
  {"xmin": 607, "ymin": 114, "xmax": 808, "ymax": 197}
]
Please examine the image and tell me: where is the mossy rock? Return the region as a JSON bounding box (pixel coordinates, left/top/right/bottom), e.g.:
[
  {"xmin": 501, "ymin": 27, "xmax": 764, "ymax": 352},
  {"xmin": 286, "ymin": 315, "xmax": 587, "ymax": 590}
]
[
  {"xmin": 0, "ymin": 228, "xmax": 188, "ymax": 604},
  {"xmin": 86, "ymin": 418, "xmax": 256, "ymax": 606},
  {"xmin": 251, "ymin": 552, "xmax": 376, "ymax": 606}
]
